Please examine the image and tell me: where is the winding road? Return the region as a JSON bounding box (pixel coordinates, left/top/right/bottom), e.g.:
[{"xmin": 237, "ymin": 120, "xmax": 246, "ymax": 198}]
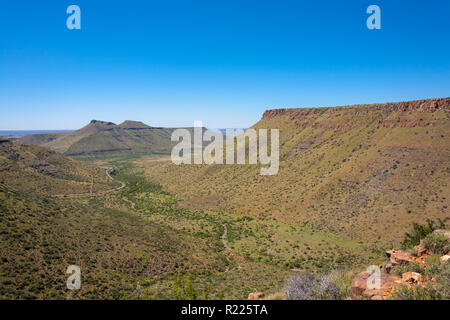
[
  {"xmin": 221, "ymin": 224, "xmax": 232, "ymax": 252},
  {"xmin": 123, "ymin": 196, "xmax": 136, "ymax": 209}
]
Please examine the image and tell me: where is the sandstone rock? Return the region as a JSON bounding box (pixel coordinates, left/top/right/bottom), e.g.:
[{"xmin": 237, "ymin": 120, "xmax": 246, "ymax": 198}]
[
  {"xmin": 440, "ymin": 255, "xmax": 450, "ymax": 263},
  {"xmin": 384, "ymin": 250, "xmax": 414, "ymax": 273},
  {"xmin": 402, "ymin": 272, "xmax": 423, "ymax": 284},
  {"xmin": 248, "ymin": 292, "xmax": 264, "ymax": 300},
  {"xmin": 350, "ymin": 272, "xmax": 401, "ymax": 299},
  {"xmin": 386, "ymin": 250, "xmax": 414, "ymax": 264}
]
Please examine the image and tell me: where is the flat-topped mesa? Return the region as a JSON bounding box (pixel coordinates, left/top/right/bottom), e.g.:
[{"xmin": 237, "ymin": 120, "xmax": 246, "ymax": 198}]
[
  {"xmin": 19, "ymin": 119, "xmax": 176, "ymax": 156},
  {"xmin": 118, "ymin": 120, "xmax": 152, "ymax": 129},
  {"xmin": 262, "ymin": 97, "xmax": 450, "ymax": 120}
]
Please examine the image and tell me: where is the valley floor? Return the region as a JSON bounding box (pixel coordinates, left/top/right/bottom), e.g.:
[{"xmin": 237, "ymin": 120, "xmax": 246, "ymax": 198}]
[{"xmin": 85, "ymin": 156, "xmax": 384, "ymax": 299}]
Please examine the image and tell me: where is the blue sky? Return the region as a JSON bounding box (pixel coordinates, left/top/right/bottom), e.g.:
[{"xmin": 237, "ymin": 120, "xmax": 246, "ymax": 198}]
[{"xmin": 0, "ymin": 0, "xmax": 449, "ymax": 130}]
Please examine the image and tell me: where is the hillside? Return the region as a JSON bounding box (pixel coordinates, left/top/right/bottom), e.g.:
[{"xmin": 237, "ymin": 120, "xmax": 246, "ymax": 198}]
[
  {"xmin": 0, "ymin": 139, "xmax": 254, "ymax": 299},
  {"xmin": 19, "ymin": 120, "xmax": 178, "ymax": 156},
  {"xmin": 135, "ymin": 97, "xmax": 450, "ymax": 246},
  {"xmin": 0, "ymin": 138, "xmax": 114, "ymax": 195},
  {"xmin": 0, "ymin": 139, "xmax": 297, "ymax": 299}
]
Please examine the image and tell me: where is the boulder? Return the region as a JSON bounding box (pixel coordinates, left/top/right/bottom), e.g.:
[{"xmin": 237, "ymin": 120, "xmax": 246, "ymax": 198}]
[
  {"xmin": 248, "ymin": 292, "xmax": 265, "ymax": 300},
  {"xmin": 401, "ymin": 272, "xmax": 423, "ymax": 285},
  {"xmin": 384, "ymin": 250, "xmax": 414, "ymax": 273},
  {"xmin": 386, "ymin": 250, "xmax": 414, "ymax": 264},
  {"xmin": 350, "ymin": 272, "xmax": 401, "ymax": 300}
]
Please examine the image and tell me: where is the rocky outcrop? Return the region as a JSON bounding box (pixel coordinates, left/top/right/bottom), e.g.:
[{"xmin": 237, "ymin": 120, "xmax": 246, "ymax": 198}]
[
  {"xmin": 350, "ymin": 272, "xmax": 402, "ymax": 300},
  {"xmin": 384, "ymin": 250, "xmax": 415, "ymax": 274},
  {"xmin": 351, "ymin": 230, "xmax": 450, "ymax": 299},
  {"xmin": 262, "ymin": 97, "xmax": 450, "ymax": 120},
  {"xmin": 401, "ymin": 272, "xmax": 423, "ymax": 285},
  {"xmin": 248, "ymin": 292, "xmax": 265, "ymax": 300}
]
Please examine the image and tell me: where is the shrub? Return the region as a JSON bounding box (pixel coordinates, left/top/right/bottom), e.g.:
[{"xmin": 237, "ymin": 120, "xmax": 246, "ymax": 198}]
[
  {"xmin": 392, "ymin": 261, "xmax": 425, "ymax": 276},
  {"xmin": 401, "ymin": 219, "xmax": 446, "ymax": 249},
  {"xmin": 171, "ymin": 274, "xmax": 198, "ymax": 300},
  {"xmin": 285, "ymin": 272, "xmax": 346, "ymax": 300},
  {"xmin": 392, "ymin": 261, "xmax": 449, "ymax": 300},
  {"xmin": 393, "ymin": 283, "xmax": 441, "ymax": 300},
  {"xmin": 422, "ymin": 233, "xmax": 450, "ymax": 255}
]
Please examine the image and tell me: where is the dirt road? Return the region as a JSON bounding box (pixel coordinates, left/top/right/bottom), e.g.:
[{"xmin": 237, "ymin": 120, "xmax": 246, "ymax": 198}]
[{"xmin": 222, "ymin": 224, "xmax": 232, "ymax": 252}]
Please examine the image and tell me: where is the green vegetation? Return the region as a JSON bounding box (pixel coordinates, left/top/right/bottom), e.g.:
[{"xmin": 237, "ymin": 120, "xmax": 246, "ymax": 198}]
[
  {"xmin": 138, "ymin": 99, "xmax": 450, "ymax": 248},
  {"xmin": 422, "ymin": 234, "xmax": 450, "ymax": 255},
  {"xmin": 392, "ymin": 259, "xmax": 450, "ymax": 300},
  {"xmin": 171, "ymin": 274, "xmax": 211, "ymax": 300},
  {"xmin": 401, "ymin": 219, "xmax": 447, "ymax": 249}
]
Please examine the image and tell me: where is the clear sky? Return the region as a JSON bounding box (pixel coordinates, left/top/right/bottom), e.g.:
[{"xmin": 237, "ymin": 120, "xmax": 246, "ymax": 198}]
[{"xmin": 1, "ymin": 0, "xmax": 449, "ymax": 130}]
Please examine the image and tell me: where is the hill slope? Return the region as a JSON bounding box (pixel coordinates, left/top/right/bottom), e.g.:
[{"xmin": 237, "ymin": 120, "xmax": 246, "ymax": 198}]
[
  {"xmin": 19, "ymin": 120, "xmax": 178, "ymax": 156},
  {"xmin": 0, "ymin": 139, "xmax": 235, "ymax": 299},
  {"xmin": 136, "ymin": 97, "xmax": 450, "ymax": 246},
  {"xmin": 0, "ymin": 138, "xmax": 114, "ymax": 195}
]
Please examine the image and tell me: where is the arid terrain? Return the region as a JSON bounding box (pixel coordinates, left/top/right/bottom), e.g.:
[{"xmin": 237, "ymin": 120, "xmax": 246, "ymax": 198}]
[
  {"xmin": 1, "ymin": 97, "xmax": 449, "ymax": 300},
  {"xmin": 135, "ymin": 98, "xmax": 450, "ymax": 247}
]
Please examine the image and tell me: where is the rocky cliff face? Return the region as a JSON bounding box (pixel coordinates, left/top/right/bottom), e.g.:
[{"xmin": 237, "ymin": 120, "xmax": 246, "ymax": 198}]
[{"xmin": 262, "ymin": 97, "xmax": 450, "ymax": 120}]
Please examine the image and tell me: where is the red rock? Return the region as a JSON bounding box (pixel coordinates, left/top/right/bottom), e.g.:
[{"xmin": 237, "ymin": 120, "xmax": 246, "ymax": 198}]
[
  {"xmin": 384, "ymin": 250, "xmax": 414, "ymax": 273},
  {"xmin": 248, "ymin": 292, "xmax": 264, "ymax": 300},
  {"xmin": 402, "ymin": 272, "xmax": 423, "ymax": 284},
  {"xmin": 351, "ymin": 272, "xmax": 401, "ymax": 299}
]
